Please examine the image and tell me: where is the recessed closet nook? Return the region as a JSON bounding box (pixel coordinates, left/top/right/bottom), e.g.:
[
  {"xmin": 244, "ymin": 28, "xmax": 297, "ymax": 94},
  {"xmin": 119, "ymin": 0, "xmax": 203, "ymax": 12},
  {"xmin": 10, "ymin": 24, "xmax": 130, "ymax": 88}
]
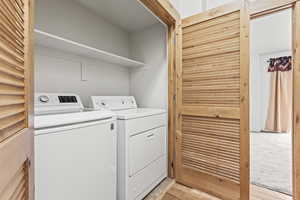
[{"xmin": 35, "ymin": 0, "xmax": 168, "ymax": 109}]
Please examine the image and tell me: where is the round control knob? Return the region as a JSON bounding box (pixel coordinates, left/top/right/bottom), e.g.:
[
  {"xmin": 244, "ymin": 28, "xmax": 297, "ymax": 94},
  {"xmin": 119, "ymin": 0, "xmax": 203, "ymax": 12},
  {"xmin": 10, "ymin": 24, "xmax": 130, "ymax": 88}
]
[{"xmin": 39, "ymin": 95, "xmax": 49, "ymax": 103}]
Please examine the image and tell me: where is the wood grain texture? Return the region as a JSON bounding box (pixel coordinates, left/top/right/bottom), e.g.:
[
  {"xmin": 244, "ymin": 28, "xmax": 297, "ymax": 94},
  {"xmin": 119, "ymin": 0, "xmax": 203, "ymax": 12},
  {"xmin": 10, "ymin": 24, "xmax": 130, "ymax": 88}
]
[
  {"xmin": 293, "ymin": 2, "xmax": 300, "ymax": 200},
  {"xmin": 175, "ymin": 21, "xmax": 183, "ymax": 180},
  {"xmin": 23, "ymin": 0, "xmax": 35, "ymax": 199},
  {"xmin": 0, "ymin": 0, "xmax": 34, "ymax": 199},
  {"xmin": 138, "ymin": 0, "xmax": 180, "ymax": 25},
  {"xmin": 176, "ymin": 2, "xmax": 250, "ymax": 199},
  {"xmin": 0, "ymin": 0, "xmax": 26, "ymax": 142},
  {"xmin": 239, "ymin": 1, "xmax": 250, "ymax": 199},
  {"xmin": 182, "ymin": 116, "xmax": 240, "ymax": 182},
  {"xmin": 167, "ymin": 24, "xmax": 176, "ymax": 178}
]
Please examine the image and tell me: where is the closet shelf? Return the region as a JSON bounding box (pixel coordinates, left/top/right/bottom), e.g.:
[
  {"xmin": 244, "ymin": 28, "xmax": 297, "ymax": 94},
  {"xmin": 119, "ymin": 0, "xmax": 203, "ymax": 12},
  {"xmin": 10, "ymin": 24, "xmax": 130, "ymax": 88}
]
[{"xmin": 35, "ymin": 30, "xmax": 145, "ymax": 68}]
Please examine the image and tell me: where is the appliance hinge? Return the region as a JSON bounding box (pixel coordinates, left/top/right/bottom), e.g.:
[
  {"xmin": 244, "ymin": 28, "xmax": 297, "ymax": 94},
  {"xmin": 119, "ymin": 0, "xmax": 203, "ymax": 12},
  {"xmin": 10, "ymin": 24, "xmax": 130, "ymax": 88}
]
[{"xmin": 173, "ymin": 94, "xmax": 176, "ymax": 101}]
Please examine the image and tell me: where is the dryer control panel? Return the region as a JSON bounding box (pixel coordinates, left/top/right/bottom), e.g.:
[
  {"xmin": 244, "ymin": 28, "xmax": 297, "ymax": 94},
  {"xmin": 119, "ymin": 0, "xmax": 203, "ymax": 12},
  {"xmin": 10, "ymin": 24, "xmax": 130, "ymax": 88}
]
[{"xmin": 90, "ymin": 96, "xmax": 137, "ymax": 111}]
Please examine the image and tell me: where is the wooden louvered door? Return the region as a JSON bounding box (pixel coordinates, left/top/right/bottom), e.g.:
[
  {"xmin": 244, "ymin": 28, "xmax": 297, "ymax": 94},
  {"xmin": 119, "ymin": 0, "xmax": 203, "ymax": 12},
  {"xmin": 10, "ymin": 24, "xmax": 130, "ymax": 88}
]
[
  {"xmin": 175, "ymin": 1, "xmax": 249, "ymax": 200},
  {"xmin": 0, "ymin": 0, "xmax": 34, "ymax": 200}
]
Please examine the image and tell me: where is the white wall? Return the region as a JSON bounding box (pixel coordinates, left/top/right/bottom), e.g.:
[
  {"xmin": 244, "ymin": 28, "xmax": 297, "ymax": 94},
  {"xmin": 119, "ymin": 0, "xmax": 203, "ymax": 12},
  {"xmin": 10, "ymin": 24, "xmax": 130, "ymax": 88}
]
[
  {"xmin": 169, "ymin": 0, "xmax": 181, "ymax": 13},
  {"xmin": 206, "ymin": 0, "xmax": 235, "ymax": 10},
  {"xmin": 35, "ymin": 0, "xmax": 169, "ymax": 110},
  {"xmin": 36, "ymin": 0, "xmax": 130, "ymax": 58},
  {"xmin": 181, "ymin": 0, "xmax": 203, "ymax": 19},
  {"xmin": 168, "ymin": 0, "xmax": 203, "ymax": 19},
  {"xmin": 129, "ymin": 24, "xmax": 168, "ymax": 109},
  {"xmin": 35, "ymin": 46, "xmax": 131, "ymax": 106},
  {"xmin": 176, "ymin": 0, "xmax": 237, "ymax": 18}
]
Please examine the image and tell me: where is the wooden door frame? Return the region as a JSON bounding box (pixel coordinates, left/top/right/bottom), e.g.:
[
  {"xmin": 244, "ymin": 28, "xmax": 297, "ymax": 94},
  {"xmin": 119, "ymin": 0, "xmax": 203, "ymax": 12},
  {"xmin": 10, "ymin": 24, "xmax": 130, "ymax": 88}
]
[{"xmin": 26, "ymin": 0, "xmax": 35, "ymax": 199}]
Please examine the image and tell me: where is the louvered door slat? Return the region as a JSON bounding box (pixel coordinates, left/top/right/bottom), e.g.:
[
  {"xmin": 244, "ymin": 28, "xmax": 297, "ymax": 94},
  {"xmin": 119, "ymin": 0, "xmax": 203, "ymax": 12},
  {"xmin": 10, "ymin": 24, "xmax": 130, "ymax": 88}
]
[
  {"xmin": 3, "ymin": 0, "xmax": 25, "ymax": 27},
  {"xmin": 0, "ymin": 40, "xmax": 24, "ymax": 62},
  {"xmin": 0, "ymin": 0, "xmax": 33, "ymax": 199},
  {"xmin": 0, "ymin": 66, "xmax": 24, "ymax": 79},
  {"xmin": 0, "ymin": 25, "xmax": 25, "ymax": 50},
  {"xmin": 176, "ymin": 1, "xmax": 249, "ymax": 200}
]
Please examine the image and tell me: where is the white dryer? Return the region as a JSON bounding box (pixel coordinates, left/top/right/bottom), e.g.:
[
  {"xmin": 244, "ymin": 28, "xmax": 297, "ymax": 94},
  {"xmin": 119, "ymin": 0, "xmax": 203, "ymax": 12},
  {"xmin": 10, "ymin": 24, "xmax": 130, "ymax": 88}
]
[
  {"xmin": 34, "ymin": 93, "xmax": 117, "ymax": 200},
  {"xmin": 90, "ymin": 96, "xmax": 167, "ymax": 200}
]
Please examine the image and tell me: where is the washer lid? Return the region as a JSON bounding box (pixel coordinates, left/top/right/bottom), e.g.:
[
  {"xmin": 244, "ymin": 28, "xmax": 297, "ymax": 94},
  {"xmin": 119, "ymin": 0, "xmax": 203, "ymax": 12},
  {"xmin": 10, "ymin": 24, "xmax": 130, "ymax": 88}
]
[
  {"xmin": 114, "ymin": 108, "xmax": 166, "ymax": 120},
  {"xmin": 34, "ymin": 110, "xmax": 114, "ymax": 129}
]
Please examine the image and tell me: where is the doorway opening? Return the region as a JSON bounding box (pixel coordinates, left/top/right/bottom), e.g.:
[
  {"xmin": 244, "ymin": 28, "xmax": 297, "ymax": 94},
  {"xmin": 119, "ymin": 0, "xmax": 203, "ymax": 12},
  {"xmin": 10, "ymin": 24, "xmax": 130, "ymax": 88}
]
[{"xmin": 250, "ymin": 8, "xmax": 293, "ymax": 200}]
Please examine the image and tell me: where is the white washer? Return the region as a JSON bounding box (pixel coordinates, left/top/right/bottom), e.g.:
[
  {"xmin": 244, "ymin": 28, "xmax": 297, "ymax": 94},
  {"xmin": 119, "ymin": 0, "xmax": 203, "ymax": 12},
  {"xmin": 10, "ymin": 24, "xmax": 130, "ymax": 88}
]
[
  {"xmin": 34, "ymin": 93, "xmax": 117, "ymax": 200},
  {"xmin": 90, "ymin": 96, "xmax": 167, "ymax": 200}
]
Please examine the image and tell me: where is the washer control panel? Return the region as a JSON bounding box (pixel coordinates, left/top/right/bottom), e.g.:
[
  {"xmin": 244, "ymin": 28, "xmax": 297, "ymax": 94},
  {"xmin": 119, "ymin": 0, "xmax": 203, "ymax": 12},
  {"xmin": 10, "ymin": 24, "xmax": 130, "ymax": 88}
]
[{"xmin": 35, "ymin": 93, "xmax": 83, "ymax": 115}]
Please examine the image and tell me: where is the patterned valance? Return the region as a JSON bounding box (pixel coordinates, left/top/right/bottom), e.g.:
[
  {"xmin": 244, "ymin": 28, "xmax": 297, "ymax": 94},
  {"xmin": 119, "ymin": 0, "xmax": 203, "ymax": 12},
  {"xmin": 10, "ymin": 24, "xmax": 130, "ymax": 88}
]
[{"xmin": 267, "ymin": 56, "xmax": 292, "ymax": 72}]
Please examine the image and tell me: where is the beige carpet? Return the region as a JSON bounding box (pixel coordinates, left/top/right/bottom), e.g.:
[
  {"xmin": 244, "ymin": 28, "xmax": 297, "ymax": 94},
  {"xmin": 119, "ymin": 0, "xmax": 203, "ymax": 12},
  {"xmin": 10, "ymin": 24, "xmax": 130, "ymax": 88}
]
[{"xmin": 251, "ymin": 131, "xmax": 292, "ymax": 195}]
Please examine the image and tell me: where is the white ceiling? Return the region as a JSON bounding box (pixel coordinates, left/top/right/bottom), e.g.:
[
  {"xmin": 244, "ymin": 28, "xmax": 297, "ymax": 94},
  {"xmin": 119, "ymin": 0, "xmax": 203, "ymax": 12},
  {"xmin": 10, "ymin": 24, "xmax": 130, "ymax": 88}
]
[{"xmin": 74, "ymin": 0, "xmax": 161, "ymax": 32}]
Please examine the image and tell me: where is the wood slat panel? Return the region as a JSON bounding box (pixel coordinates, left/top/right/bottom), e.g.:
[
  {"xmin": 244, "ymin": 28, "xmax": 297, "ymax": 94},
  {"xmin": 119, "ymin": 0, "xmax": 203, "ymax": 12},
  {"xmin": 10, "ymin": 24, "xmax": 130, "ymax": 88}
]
[
  {"xmin": 176, "ymin": 5, "xmax": 249, "ymax": 200},
  {"xmin": 0, "ymin": 105, "xmax": 25, "ymax": 120},
  {"xmin": 183, "ymin": 37, "xmax": 240, "ymax": 60},
  {"xmin": 0, "ymin": 84, "xmax": 24, "ymax": 96},
  {"xmin": 0, "ymin": 63, "xmax": 24, "ymax": 79},
  {"xmin": 0, "ymin": 112, "xmax": 25, "ymax": 131},
  {"xmin": 0, "ymin": 1, "xmax": 24, "ymax": 36},
  {"xmin": 3, "ymin": 0, "xmax": 24, "ymax": 26},
  {"xmin": 0, "ymin": 0, "xmax": 32, "ymax": 199},
  {"xmin": 183, "ymin": 20, "xmax": 240, "ymax": 49},
  {"xmin": 182, "ymin": 21, "xmax": 240, "ymax": 108},
  {"xmin": 182, "ymin": 106, "xmax": 240, "ymax": 119},
  {"xmin": 0, "ymin": 16, "xmax": 24, "ymax": 46},
  {"xmin": 0, "ymin": 121, "xmax": 25, "ymax": 143},
  {"xmin": 0, "ymin": 27, "xmax": 24, "ymax": 54},
  {"xmin": 0, "ymin": 71, "xmax": 24, "ymax": 87},
  {"xmin": 182, "ymin": 115, "xmax": 240, "ymax": 183},
  {"xmin": 183, "ymin": 11, "xmax": 240, "ymax": 35},
  {"xmin": 0, "ymin": 0, "xmax": 26, "ymax": 144}
]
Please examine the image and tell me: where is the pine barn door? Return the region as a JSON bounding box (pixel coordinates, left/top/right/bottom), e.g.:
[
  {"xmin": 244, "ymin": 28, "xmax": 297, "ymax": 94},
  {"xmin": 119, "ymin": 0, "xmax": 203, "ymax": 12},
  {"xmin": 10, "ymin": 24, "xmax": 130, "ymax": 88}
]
[
  {"xmin": 0, "ymin": 0, "xmax": 34, "ymax": 200},
  {"xmin": 175, "ymin": 1, "xmax": 250, "ymax": 200}
]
